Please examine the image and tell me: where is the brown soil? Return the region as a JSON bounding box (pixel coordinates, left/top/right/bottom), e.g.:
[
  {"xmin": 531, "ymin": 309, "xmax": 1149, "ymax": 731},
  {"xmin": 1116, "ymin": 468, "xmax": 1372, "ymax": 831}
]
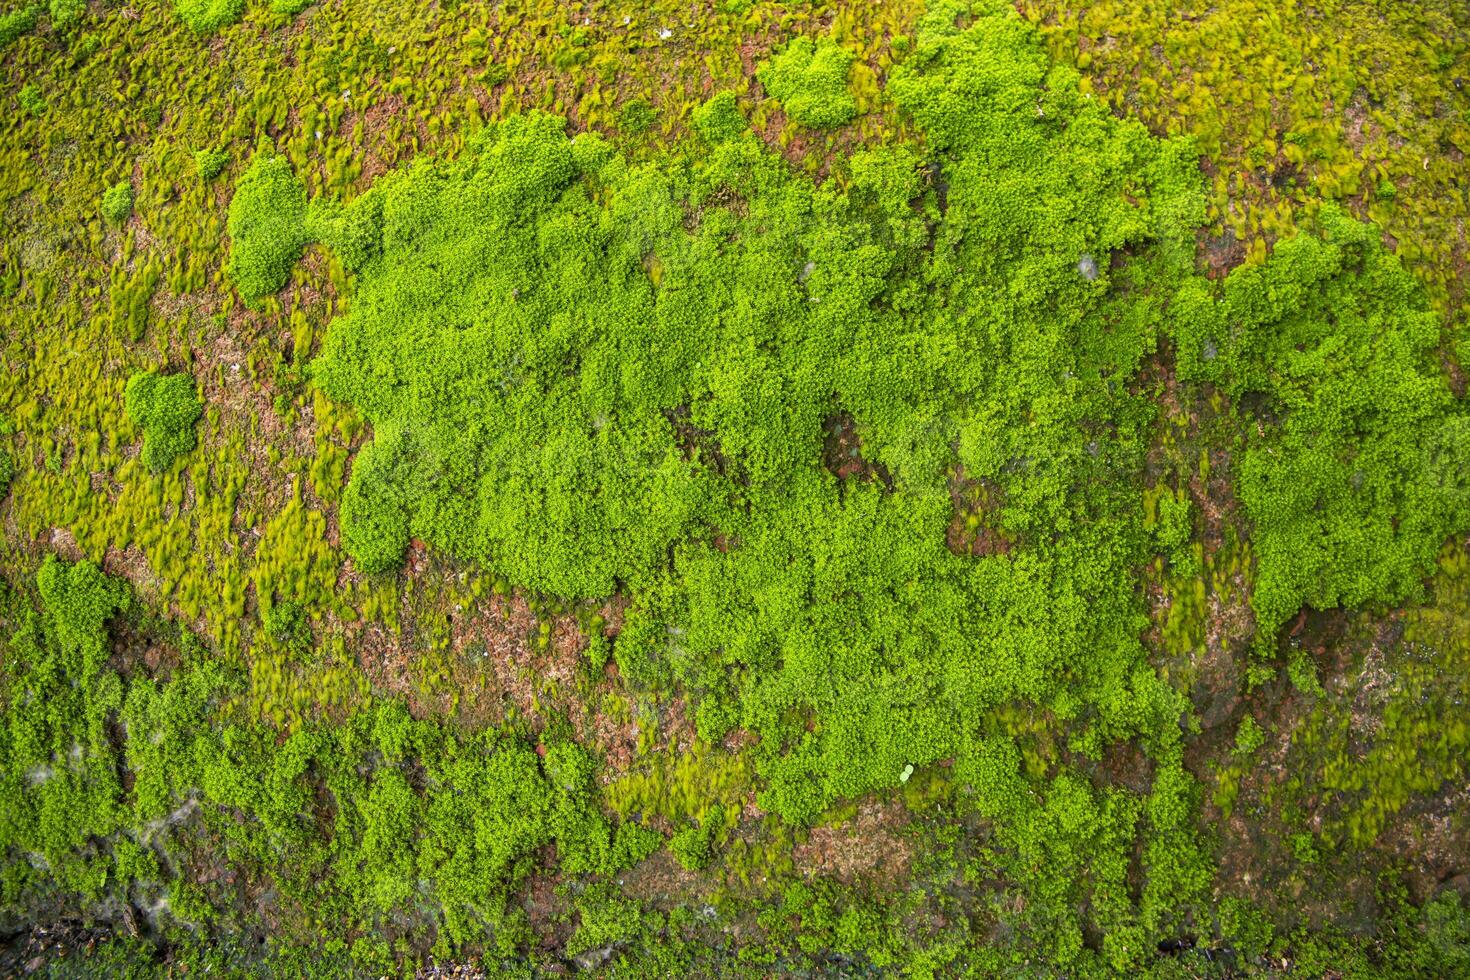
[
  {"xmin": 791, "ymin": 800, "xmax": 913, "ymax": 885},
  {"xmin": 944, "ymin": 469, "xmax": 1012, "ymax": 558},
  {"xmin": 822, "ymin": 411, "xmax": 892, "ymax": 489}
]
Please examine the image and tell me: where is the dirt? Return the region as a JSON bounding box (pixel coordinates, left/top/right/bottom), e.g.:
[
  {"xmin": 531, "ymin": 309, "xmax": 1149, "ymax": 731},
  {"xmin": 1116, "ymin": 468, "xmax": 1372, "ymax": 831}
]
[
  {"xmin": 616, "ymin": 847, "xmax": 706, "ymax": 909},
  {"xmin": 106, "ymin": 612, "xmax": 179, "ymax": 683},
  {"xmin": 46, "ymin": 526, "xmax": 83, "ymax": 563},
  {"xmin": 345, "ymin": 547, "xmax": 672, "ymax": 760},
  {"xmin": 1197, "ymin": 226, "xmax": 1245, "ymax": 279},
  {"xmin": 520, "ymin": 869, "xmax": 573, "ymax": 956},
  {"xmin": 0, "ymin": 920, "xmax": 125, "ymax": 976},
  {"xmin": 1382, "ymin": 781, "xmax": 1470, "ymax": 906},
  {"xmin": 1446, "ymin": 351, "xmax": 1467, "ymax": 399},
  {"xmin": 944, "ymin": 470, "xmax": 1012, "ymax": 558},
  {"xmin": 666, "ymin": 403, "xmax": 729, "ymax": 476},
  {"xmin": 821, "ymin": 411, "xmax": 892, "ymax": 489},
  {"xmin": 1339, "ymin": 88, "xmax": 1380, "ymax": 156},
  {"xmin": 1186, "ymin": 597, "xmax": 1250, "ymax": 734},
  {"xmin": 415, "ymin": 962, "xmax": 489, "ymax": 979},
  {"xmin": 196, "ymin": 307, "xmax": 302, "ymax": 459},
  {"xmin": 1182, "ymin": 579, "xmax": 1470, "ymax": 944},
  {"xmin": 791, "ymin": 800, "xmax": 913, "ymax": 886}
]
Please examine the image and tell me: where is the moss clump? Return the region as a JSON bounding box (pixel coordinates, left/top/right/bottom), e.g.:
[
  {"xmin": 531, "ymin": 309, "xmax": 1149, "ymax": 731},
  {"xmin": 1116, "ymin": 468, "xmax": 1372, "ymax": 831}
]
[
  {"xmin": 123, "ymin": 371, "xmax": 202, "ymax": 472},
  {"xmin": 99, "ymin": 181, "xmax": 132, "ymax": 224},
  {"xmin": 692, "ymin": 91, "xmax": 747, "ymax": 143},
  {"xmin": 618, "ymin": 97, "xmax": 655, "ymax": 134},
  {"xmin": 0, "ymin": 4, "xmax": 40, "ymax": 48},
  {"xmin": 668, "ymin": 804, "xmax": 725, "ymax": 870},
  {"xmin": 174, "ymin": 0, "xmax": 243, "ymax": 34},
  {"xmin": 756, "ymin": 35, "xmax": 858, "ymax": 129},
  {"xmin": 1173, "ymin": 205, "xmax": 1470, "ymax": 639},
  {"xmin": 261, "ymin": 598, "xmax": 310, "ymax": 652},
  {"xmin": 226, "ymin": 151, "xmax": 307, "ymax": 307},
  {"xmin": 48, "ymin": 0, "xmax": 82, "ymax": 28},
  {"xmin": 193, "ymin": 147, "xmax": 229, "ymax": 182},
  {"xmin": 17, "ymin": 82, "xmax": 45, "ymax": 117}
]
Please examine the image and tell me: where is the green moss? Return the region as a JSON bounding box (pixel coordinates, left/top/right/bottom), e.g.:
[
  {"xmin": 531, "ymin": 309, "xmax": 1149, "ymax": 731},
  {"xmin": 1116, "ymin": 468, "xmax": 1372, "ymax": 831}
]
[
  {"xmin": 618, "ymin": 97, "xmax": 656, "ymax": 134},
  {"xmin": 17, "ymin": 82, "xmax": 45, "ymax": 117},
  {"xmin": 1233, "ymin": 714, "xmax": 1265, "ymax": 756},
  {"xmin": 226, "ymin": 151, "xmax": 308, "ymax": 307},
  {"xmin": 100, "ymin": 181, "xmax": 133, "ymax": 223},
  {"xmin": 303, "ymin": 190, "xmax": 383, "ymax": 273},
  {"xmin": 0, "ymin": 560, "xmax": 656, "ymax": 961},
  {"xmin": 756, "ymin": 35, "xmax": 858, "ymax": 129},
  {"xmin": 565, "ymin": 882, "xmax": 644, "ymax": 958},
  {"xmin": 693, "ymin": 91, "xmax": 747, "ymax": 143},
  {"xmin": 0, "ymin": 3, "xmax": 39, "ymax": 48},
  {"xmin": 123, "ymin": 371, "xmax": 202, "ymax": 472},
  {"xmin": 48, "ymin": 0, "xmax": 82, "ymax": 28},
  {"xmin": 261, "ymin": 598, "xmax": 310, "ymax": 652},
  {"xmin": 668, "ymin": 803, "xmax": 725, "ymax": 870},
  {"xmin": 193, "ymin": 147, "xmax": 229, "ymax": 182},
  {"xmin": 1, "ymin": 0, "xmax": 1467, "ymax": 970},
  {"xmin": 174, "ymin": 0, "xmax": 243, "ymax": 34}
]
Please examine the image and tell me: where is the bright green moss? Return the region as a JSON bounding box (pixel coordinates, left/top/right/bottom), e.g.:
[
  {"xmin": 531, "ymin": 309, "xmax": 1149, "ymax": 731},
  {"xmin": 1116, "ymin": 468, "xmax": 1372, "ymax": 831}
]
[
  {"xmin": 226, "ymin": 151, "xmax": 308, "ymax": 307},
  {"xmin": 313, "ymin": 111, "xmax": 700, "ymax": 596},
  {"xmin": 123, "ymin": 370, "xmax": 202, "ymax": 472},
  {"xmin": 306, "ymin": 5, "xmax": 1222, "ymax": 961},
  {"xmin": 193, "ymin": 147, "xmax": 229, "ymax": 182},
  {"xmin": 756, "ymin": 35, "xmax": 858, "ymax": 129},
  {"xmin": 335, "ymin": 435, "xmax": 411, "ymax": 573},
  {"xmin": 303, "ymin": 190, "xmax": 383, "ymax": 273},
  {"xmin": 0, "ymin": 3, "xmax": 39, "ymax": 48},
  {"xmin": 47, "ymin": 0, "xmax": 82, "ymax": 28},
  {"xmin": 174, "ymin": 0, "xmax": 243, "ymax": 34},
  {"xmin": 312, "ymin": 4, "xmax": 1202, "ymax": 816},
  {"xmin": 1173, "ymin": 205, "xmax": 1470, "ymax": 639},
  {"xmin": 99, "ymin": 181, "xmax": 132, "ymax": 223},
  {"xmin": 17, "ymin": 82, "xmax": 45, "ymax": 117},
  {"xmin": 693, "ymin": 91, "xmax": 747, "ymax": 143}
]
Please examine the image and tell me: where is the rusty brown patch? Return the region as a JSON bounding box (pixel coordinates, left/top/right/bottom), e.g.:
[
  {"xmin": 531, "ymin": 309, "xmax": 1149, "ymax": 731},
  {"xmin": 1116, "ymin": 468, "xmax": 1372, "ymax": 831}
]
[
  {"xmin": 1197, "ymin": 226, "xmax": 1245, "ymax": 280},
  {"xmin": 822, "ymin": 411, "xmax": 892, "ymax": 489},
  {"xmin": 617, "ymin": 846, "xmax": 707, "ymax": 910},
  {"xmin": 945, "ymin": 470, "xmax": 1012, "ymax": 557},
  {"xmin": 792, "ymin": 800, "xmax": 913, "ymax": 885}
]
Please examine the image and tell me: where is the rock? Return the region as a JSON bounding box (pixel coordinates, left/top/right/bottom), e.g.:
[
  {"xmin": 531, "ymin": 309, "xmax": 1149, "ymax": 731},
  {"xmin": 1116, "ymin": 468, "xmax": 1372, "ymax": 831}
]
[{"xmin": 572, "ymin": 944, "xmax": 617, "ymax": 971}]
